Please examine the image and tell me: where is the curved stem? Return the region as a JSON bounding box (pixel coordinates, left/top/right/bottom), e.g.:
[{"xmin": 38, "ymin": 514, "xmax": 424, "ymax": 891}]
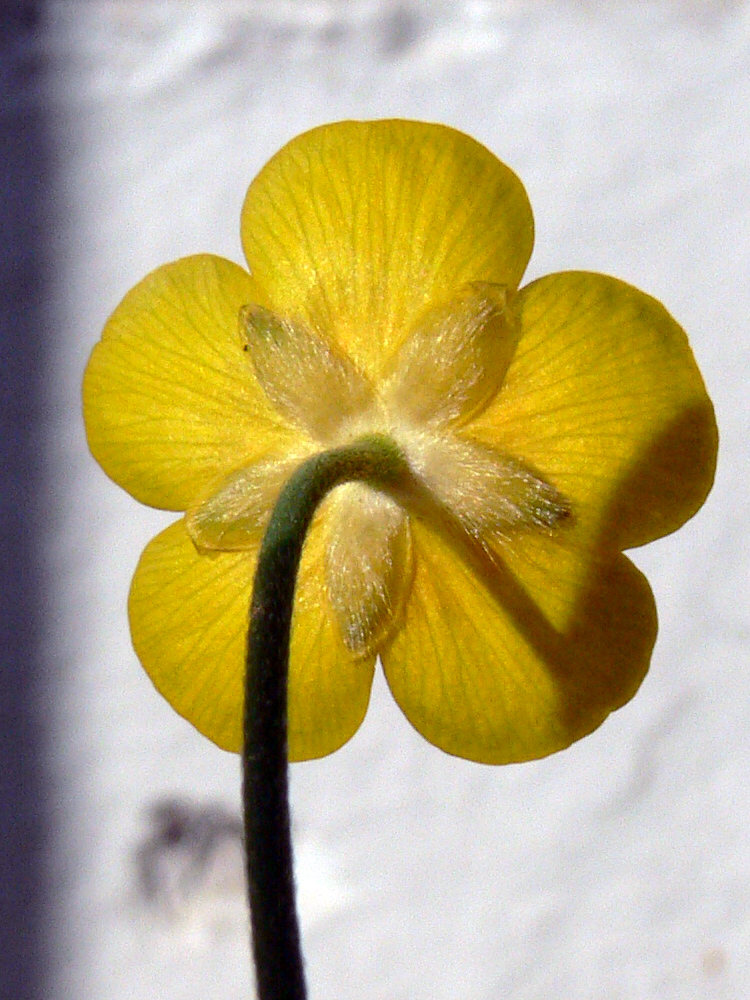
[{"xmin": 243, "ymin": 435, "xmax": 409, "ymax": 1000}]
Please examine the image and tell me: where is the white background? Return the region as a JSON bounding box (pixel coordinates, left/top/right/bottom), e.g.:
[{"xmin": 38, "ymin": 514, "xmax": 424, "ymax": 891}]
[{"xmin": 48, "ymin": 2, "xmax": 750, "ymax": 998}]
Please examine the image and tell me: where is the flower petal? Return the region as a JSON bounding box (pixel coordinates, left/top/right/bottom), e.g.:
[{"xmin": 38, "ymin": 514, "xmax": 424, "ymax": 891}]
[
  {"xmin": 381, "ymin": 282, "xmax": 519, "ymax": 428},
  {"xmin": 324, "ymin": 483, "xmax": 413, "ymax": 656},
  {"xmin": 83, "ymin": 255, "xmax": 308, "ymax": 511},
  {"xmin": 240, "ymin": 120, "xmax": 534, "ymax": 380},
  {"xmin": 470, "ymin": 272, "xmax": 718, "ymax": 550},
  {"xmin": 129, "ymin": 518, "xmax": 375, "ymax": 760},
  {"xmin": 381, "ymin": 521, "xmax": 656, "ymax": 764}
]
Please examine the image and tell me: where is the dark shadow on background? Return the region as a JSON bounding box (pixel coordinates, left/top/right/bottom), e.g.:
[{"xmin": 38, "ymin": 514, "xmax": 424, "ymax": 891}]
[{"xmin": 1, "ymin": 3, "xmax": 49, "ymax": 998}]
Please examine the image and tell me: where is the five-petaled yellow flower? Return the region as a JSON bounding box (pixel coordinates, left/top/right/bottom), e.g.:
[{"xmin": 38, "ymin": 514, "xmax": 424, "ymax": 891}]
[{"xmin": 83, "ymin": 120, "xmax": 716, "ymax": 764}]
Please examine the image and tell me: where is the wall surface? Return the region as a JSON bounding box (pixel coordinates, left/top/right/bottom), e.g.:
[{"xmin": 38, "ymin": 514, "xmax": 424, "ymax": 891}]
[{"xmin": 45, "ymin": 3, "xmax": 749, "ymax": 999}]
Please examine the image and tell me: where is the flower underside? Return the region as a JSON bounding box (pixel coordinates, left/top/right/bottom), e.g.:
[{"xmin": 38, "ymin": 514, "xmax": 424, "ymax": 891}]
[
  {"xmin": 83, "ymin": 121, "xmax": 717, "ymax": 763},
  {"xmin": 186, "ymin": 282, "xmax": 571, "ymax": 656}
]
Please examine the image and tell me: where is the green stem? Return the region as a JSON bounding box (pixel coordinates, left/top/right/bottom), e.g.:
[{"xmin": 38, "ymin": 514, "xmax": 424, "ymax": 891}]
[{"xmin": 243, "ymin": 435, "xmax": 409, "ymax": 1000}]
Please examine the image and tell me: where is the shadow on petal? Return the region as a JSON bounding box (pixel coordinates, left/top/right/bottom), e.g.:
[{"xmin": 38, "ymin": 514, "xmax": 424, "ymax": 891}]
[
  {"xmin": 382, "ymin": 400, "xmax": 716, "ymax": 762},
  {"xmin": 600, "ymin": 400, "xmax": 718, "ymax": 551}
]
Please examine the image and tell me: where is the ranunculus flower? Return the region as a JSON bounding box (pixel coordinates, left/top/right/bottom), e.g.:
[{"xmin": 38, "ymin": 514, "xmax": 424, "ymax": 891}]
[{"xmin": 83, "ymin": 120, "xmax": 717, "ymax": 764}]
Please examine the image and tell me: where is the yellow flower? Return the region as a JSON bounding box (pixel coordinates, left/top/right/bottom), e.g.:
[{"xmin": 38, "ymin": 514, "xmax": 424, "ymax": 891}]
[{"xmin": 83, "ymin": 120, "xmax": 716, "ymax": 764}]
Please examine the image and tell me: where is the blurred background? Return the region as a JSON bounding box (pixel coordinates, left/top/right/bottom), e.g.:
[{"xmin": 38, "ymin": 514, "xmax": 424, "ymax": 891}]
[{"xmin": 4, "ymin": 1, "xmax": 750, "ymax": 998}]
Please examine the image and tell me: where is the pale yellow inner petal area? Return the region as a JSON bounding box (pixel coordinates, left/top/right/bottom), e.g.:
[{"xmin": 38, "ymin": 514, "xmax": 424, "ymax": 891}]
[
  {"xmin": 380, "ymin": 282, "xmax": 519, "ymax": 428},
  {"xmin": 240, "ymin": 120, "xmax": 534, "ymax": 380},
  {"xmin": 324, "ymin": 483, "xmax": 413, "ymax": 656},
  {"xmin": 185, "ymin": 450, "xmax": 317, "ymax": 552},
  {"xmin": 129, "ymin": 518, "xmax": 375, "ymax": 760},
  {"xmin": 381, "ymin": 520, "xmax": 656, "ymax": 765},
  {"xmin": 83, "ymin": 255, "xmax": 308, "ymax": 511},
  {"xmin": 399, "ymin": 429, "xmax": 570, "ymax": 538},
  {"xmin": 240, "ymin": 304, "xmax": 375, "ymax": 442},
  {"xmin": 470, "ymin": 271, "xmax": 718, "ymax": 551}
]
